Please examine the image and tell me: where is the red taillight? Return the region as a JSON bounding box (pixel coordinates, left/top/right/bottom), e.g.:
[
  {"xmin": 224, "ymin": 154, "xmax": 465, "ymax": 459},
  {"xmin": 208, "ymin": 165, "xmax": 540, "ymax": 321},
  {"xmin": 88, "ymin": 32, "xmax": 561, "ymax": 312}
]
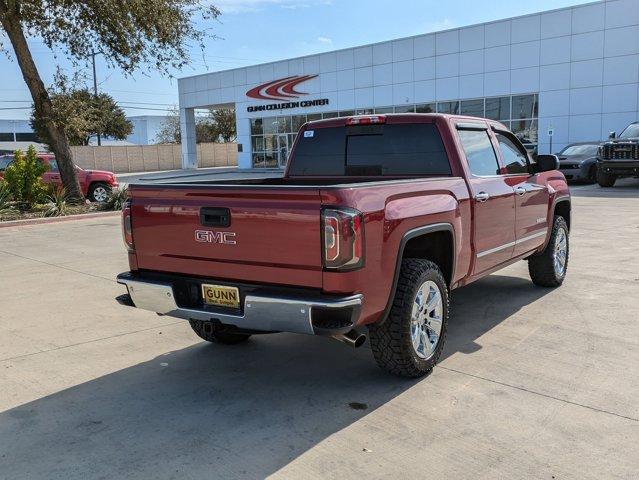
[
  {"xmin": 346, "ymin": 115, "xmax": 386, "ymax": 126},
  {"xmin": 321, "ymin": 207, "xmax": 365, "ymax": 270},
  {"xmin": 122, "ymin": 199, "xmax": 134, "ymax": 251}
]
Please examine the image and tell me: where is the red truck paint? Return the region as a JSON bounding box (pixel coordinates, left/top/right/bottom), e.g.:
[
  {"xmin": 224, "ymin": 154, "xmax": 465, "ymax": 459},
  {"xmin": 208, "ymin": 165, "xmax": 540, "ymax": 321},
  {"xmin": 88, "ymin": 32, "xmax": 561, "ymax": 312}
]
[
  {"xmin": 0, "ymin": 153, "xmax": 119, "ymax": 200},
  {"xmin": 118, "ymin": 113, "xmax": 570, "ymax": 376}
]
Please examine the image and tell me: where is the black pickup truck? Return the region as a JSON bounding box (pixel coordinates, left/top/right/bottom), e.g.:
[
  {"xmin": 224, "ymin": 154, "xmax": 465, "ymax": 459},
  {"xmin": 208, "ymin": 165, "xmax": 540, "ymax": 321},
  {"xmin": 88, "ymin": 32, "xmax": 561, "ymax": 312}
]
[{"xmin": 597, "ymin": 122, "xmax": 639, "ymax": 187}]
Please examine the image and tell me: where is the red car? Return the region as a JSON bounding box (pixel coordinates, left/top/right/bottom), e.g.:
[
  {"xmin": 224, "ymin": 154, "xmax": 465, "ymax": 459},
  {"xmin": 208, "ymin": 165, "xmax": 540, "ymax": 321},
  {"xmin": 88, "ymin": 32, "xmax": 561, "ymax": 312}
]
[
  {"xmin": 0, "ymin": 153, "xmax": 119, "ymax": 202},
  {"xmin": 117, "ymin": 114, "xmax": 570, "ymax": 377}
]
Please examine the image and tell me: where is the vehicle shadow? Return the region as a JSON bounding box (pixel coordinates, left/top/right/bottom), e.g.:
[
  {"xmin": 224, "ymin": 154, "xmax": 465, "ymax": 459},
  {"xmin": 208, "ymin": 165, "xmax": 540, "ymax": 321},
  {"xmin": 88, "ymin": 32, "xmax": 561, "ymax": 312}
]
[{"xmin": 0, "ymin": 274, "xmax": 550, "ymax": 479}]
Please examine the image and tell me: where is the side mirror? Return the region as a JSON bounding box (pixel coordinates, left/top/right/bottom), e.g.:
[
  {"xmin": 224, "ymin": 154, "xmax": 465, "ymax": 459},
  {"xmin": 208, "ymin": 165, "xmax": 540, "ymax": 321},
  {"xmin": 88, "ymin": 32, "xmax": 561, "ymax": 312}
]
[
  {"xmin": 533, "ymin": 154, "xmax": 559, "ymax": 173},
  {"xmin": 609, "ymin": 131, "xmax": 617, "ymax": 139}
]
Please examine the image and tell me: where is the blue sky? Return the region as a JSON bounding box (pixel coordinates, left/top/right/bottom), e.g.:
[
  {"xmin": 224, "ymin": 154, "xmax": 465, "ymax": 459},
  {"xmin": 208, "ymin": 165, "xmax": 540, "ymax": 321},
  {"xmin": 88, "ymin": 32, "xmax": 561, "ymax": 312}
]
[{"xmin": 1, "ymin": 0, "xmax": 593, "ymax": 120}]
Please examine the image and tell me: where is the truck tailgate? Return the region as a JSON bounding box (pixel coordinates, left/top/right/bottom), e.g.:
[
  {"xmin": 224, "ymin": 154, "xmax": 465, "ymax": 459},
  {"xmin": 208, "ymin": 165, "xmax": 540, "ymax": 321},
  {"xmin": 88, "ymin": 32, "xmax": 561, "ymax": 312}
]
[{"xmin": 130, "ymin": 185, "xmax": 323, "ymax": 287}]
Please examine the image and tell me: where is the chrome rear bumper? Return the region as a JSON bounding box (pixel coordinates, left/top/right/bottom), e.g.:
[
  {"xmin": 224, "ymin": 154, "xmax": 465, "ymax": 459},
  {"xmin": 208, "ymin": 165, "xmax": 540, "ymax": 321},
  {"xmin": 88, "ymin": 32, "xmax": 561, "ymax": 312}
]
[{"xmin": 117, "ymin": 273, "xmax": 362, "ymax": 335}]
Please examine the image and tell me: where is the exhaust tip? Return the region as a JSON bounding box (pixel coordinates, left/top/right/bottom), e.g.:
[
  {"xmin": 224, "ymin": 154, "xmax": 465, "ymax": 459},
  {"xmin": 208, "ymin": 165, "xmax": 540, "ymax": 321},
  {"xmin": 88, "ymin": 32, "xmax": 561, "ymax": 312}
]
[{"xmin": 332, "ymin": 329, "xmax": 367, "ymax": 348}]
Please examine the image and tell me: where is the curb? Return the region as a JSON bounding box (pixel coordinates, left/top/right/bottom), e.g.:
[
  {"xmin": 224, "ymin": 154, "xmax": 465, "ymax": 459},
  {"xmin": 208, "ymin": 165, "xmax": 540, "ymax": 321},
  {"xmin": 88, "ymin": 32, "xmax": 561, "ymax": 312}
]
[{"xmin": 0, "ymin": 210, "xmax": 120, "ymax": 229}]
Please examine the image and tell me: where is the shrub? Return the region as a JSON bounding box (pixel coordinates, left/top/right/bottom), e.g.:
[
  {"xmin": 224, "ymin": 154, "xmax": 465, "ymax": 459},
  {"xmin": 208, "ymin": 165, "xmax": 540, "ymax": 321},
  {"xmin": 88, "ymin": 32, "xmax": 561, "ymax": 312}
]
[
  {"xmin": 3, "ymin": 146, "xmax": 48, "ymax": 208},
  {"xmin": 101, "ymin": 186, "xmax": 128, "ymax": 211},
  {"xmin": 0, "ymin": 182, "xmax": 11, "ymax": 211},
  {"xmin": 43, "ymin": 186, "xmax": 69, "ymax": 217}
]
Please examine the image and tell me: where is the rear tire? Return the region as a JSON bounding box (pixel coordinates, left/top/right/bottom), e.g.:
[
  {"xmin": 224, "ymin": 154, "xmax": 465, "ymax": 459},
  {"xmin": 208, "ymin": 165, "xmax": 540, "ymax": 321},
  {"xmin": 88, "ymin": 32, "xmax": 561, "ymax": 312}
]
[
  {"xmin": 189, "ymin": 320, "xmax": 251, "ymax": 345},
  {"xmin": 597, "ymin": 168, "xmax": 617, "ymax": 187},
  {"xmin": 528, "ymin": 216, "xmax": 569, "ymax": 287},
  {"xmin": 587, "ymin": 165, "xmax": 597, "ymax": 184},
  {"xmin": 368, "ymin": 259, "xmax": 449, "ymax": 378}
]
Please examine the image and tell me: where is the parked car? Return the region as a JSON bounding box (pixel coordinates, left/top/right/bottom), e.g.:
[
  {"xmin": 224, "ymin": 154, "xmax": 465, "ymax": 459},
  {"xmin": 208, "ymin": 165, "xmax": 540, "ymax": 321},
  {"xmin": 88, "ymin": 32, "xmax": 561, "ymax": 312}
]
[
  {"xmin": 0, "ymin": 153, "xmax": 119, "ymax": 202},
  {"xmin": 596, "ymin": 121, "xmax": 639, "ymax": 187},
  {"xmin": 556, "ymin": 142, "xmax": 600, "ymax": 183},
  {"xmin": 117, "ymin": 114, "xmax": 570, "ymax": 378}
]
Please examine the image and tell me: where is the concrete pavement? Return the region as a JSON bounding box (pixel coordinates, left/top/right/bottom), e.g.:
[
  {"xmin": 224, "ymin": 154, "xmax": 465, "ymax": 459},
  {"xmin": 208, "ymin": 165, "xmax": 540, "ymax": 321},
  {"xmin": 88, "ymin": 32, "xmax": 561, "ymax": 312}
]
[{"xmin": 0, "ymin": 180, "xmax": 638, "ymax": 479}]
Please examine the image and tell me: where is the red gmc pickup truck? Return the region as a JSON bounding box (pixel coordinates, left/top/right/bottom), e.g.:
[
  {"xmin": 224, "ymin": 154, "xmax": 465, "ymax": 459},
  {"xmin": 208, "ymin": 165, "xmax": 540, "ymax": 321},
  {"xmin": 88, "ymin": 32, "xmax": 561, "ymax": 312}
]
[{"xmin": 117, "ymin": 114, "xmax": 571, "ymax": 377}]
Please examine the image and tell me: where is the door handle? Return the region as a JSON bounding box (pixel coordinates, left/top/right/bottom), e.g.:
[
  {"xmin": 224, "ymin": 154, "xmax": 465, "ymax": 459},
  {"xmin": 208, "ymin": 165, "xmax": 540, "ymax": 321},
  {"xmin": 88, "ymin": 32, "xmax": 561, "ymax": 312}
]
[
  {"xmin": 475, "ymin": 192, "xmax": 490, "ymax": 203},
  {"xmin": 514, "ymin": 186, "xmax": 527, "ymax": 196}
]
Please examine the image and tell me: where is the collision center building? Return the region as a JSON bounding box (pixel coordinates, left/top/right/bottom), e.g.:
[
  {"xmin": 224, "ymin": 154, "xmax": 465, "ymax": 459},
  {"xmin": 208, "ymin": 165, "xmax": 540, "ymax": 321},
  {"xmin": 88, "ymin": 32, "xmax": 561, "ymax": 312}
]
[{"xmin": 177, "ymin": 0, "xmax": 639, "ymax": 170}]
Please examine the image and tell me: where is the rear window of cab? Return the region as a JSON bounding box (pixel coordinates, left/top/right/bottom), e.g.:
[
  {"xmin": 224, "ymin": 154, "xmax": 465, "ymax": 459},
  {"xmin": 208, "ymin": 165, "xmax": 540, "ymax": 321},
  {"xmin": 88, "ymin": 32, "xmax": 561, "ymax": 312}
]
[{"xmin": 289, "ymin": 123, "xmax": 451, "ymax": 176}]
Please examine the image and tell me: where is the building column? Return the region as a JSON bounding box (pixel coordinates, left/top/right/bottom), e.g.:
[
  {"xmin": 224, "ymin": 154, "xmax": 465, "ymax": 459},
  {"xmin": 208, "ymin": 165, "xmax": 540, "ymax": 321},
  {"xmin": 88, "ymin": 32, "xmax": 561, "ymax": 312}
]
[{"xmin": 180, "ymin": 107, "xmax": 197, "ymax": 169}]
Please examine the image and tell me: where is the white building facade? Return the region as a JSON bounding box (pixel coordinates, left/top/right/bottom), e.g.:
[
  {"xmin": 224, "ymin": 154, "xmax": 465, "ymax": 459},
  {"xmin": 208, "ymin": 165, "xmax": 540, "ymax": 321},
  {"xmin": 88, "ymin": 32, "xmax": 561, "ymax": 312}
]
[{"xmin": 178, "ymin": 0, "xmax": 639, "ymax": 170}]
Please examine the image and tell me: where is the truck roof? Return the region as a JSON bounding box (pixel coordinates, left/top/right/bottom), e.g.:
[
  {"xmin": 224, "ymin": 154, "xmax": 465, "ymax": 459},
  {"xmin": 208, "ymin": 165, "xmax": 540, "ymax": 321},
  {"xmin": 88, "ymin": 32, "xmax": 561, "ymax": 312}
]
[{"xmin": 304, "ymin": 113, "xmax": 508, "ymax": 131}]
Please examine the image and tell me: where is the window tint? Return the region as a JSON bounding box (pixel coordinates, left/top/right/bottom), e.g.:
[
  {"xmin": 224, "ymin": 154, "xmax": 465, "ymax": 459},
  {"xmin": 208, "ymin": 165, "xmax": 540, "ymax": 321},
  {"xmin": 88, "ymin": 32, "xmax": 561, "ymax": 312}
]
[
  {"xmin": 289, "ymin": 127, "xmax": 346, "ymax": 175},
  {"xmin": 458, "ymin": 129, "xmax": 500, "ymax": 176},
  {"xmin": 48, "ymin": 159, "xmax": 59, "ymax": 172},
  {"xmin": 496, "ymin": 133, "xmax": 529, "ymax": 174},
  {"xmin": 289, "ymin": 123, "xmax": 451, "ymax": 176}
]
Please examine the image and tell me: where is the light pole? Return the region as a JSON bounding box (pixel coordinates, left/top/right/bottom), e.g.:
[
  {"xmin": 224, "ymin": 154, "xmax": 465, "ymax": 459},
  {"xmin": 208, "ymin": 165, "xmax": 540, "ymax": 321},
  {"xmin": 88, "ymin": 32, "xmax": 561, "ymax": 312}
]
[{"xmin": 91, "ymin": 50, "xmax": 102, "ymax": 146}]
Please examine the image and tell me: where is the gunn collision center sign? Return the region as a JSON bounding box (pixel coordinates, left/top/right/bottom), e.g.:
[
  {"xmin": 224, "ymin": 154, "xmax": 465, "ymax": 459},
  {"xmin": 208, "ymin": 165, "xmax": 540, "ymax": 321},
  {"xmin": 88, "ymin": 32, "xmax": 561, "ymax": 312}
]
[{"xmin": 246, "ymin": 75, "xmax": 329, "ymax": 112}]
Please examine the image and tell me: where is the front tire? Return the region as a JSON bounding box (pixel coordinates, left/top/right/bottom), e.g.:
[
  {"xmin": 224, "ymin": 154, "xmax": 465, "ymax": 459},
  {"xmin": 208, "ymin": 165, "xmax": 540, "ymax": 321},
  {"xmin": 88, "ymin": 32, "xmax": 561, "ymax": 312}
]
[
  {"xmin": 597, "ymin": 168, "xmax": 617, "ymax": 187},
  {"xmin": 528, "ymin": 216, "xmax": 569, "ymax": 287},
  {"xmin": 88, "ymin": 182, "xmax": 111, "ymax": 203},
  {"xmin": 189, "ymin": 320, "xmax": 251, "ymax": 345},
  {"xmin": 369, "ymin": 259, "xmax": 449, "ymax": 378}
]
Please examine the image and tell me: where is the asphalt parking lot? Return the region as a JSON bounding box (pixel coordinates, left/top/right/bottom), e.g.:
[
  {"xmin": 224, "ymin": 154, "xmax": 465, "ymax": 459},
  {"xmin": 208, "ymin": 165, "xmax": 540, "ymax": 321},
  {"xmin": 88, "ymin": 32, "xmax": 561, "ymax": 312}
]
[{"xmin": 1, "ymin": 180, "xmax": 638, "ymax": 479}]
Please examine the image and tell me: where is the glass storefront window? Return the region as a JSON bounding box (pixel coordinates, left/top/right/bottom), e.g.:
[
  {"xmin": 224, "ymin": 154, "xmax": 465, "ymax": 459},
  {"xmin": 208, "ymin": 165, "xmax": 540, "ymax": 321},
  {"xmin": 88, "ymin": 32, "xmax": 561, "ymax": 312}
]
[
  {"xmin": 276, "ymin": 116, "xmax": 291, "ymax": 133},
  {"xmin": 511, "ymin": 118, "xmax": 538, "ymax": 145},
  {"xmin": 249, "ymin": 93, "xmax": 539, "ymax": 168},
  {"xmin": 291, "ymin": 115, "xmax": 306, "ymax": 132},
  {"xmin": 415, "ymin": 103, "xmax": 435, "ymax": 113},
  {"xmin": 264, "ymin": 152, "xmax": 278, "ymax": 168},
  {"xmin": 460, "ymin": 99, "xmax": 484, "ymax": 117},
  {"xmin": 511, "ymin": 94, "xmax": 538, "ymax": 120},
  {"xmin": 437, "ymin": 101, "xmax": 460, "ymax": 114},
  {"xmin": 262, "ymin": 118, "xmax": 278, "ymax": 135},
  {"xmin": 252, "ymin": 152, "xmax": 265, "ymax": 168},
  {"xmin": 251, "ymin": 136, "xmax": 264, "ymax": 152},
  {"xmin": 250, "ymin": 118, "xmax": 263, "ymax": 135},
  {"xmin": 485, "ymin": 96, "xmax": 510, "ymax": 120}
]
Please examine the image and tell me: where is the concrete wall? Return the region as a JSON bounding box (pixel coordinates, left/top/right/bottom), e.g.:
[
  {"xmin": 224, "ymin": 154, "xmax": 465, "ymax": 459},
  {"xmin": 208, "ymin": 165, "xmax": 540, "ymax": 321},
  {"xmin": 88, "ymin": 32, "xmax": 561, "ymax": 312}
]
[{"xmin": 70, "ymin": 143, "xmax": 237, "ymax": 173}]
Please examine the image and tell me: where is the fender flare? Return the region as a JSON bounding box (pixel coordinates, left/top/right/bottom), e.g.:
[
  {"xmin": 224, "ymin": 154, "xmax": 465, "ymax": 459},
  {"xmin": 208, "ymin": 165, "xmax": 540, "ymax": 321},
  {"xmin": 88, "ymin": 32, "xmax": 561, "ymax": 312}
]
[{"xmin": 376, "ymin": 223, "xmax": 455, "ymax": 326}]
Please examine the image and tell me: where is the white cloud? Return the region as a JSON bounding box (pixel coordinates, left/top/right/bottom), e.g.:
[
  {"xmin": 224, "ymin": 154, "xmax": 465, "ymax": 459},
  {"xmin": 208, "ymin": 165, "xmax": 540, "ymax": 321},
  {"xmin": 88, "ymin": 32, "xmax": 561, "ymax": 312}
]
[
  {"xmin": 422, "ymin": 18, "xmax": 456, "ymax": 33},
  {"xmin": 215, "ymin": 0, "xmax": 324, "ymax": 14},
  {"xmin": 317, "ymin": 36, "xmax": 332, "ymax": 44}
]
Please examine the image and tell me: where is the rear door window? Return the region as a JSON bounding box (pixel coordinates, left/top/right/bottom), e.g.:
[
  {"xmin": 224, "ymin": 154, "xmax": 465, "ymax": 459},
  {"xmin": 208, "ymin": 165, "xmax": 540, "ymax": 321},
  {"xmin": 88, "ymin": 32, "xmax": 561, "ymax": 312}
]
[
  {"xmin": 457, "ymin": 129, "xmax": 500, "ymax": 176},
  {"xmin": 288, "ymin": 123, "xmax": 451, "ymax": 176}
]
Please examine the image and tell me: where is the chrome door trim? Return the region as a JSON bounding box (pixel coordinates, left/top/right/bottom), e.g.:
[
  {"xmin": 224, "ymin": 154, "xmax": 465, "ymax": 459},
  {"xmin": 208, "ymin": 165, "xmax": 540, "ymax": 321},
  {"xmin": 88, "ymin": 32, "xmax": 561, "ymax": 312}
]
[{"xmin": 477, "ymin": 230, "xmax": 547, "ymax": 258}]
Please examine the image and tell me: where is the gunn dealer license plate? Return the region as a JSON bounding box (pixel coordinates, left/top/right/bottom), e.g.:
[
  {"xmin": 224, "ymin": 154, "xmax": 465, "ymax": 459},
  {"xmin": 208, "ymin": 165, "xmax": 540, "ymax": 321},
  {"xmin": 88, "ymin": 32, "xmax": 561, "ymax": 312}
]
[{"xmin": 201, "ymin": 284, "xmax": 240, "ymax": 309}]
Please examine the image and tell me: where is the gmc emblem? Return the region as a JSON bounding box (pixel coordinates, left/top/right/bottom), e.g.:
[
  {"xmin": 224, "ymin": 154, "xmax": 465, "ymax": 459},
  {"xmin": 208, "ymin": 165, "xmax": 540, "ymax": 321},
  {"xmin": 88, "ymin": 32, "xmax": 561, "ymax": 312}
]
[{"xmin": 195, "ymin": 230, "xmax": 237, "ymax": 245}]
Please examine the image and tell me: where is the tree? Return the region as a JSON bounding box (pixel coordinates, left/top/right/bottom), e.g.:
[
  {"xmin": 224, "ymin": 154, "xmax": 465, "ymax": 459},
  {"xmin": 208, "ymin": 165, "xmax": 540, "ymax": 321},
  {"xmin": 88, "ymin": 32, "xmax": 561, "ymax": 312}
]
[
  {"xmin": 210, "ymin": 109, "xmax": 236, "ymax": 142},
  {"xmin": 0, "ymin": 1, "xmax": 219, "ymax": 201},
  {"xmin": 155, "ymin": 107, "xmax": 222, "ymax": 144},
  {"xmin": 30, "ymin": 71, "xmax": 133, "ymax": 147}
]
